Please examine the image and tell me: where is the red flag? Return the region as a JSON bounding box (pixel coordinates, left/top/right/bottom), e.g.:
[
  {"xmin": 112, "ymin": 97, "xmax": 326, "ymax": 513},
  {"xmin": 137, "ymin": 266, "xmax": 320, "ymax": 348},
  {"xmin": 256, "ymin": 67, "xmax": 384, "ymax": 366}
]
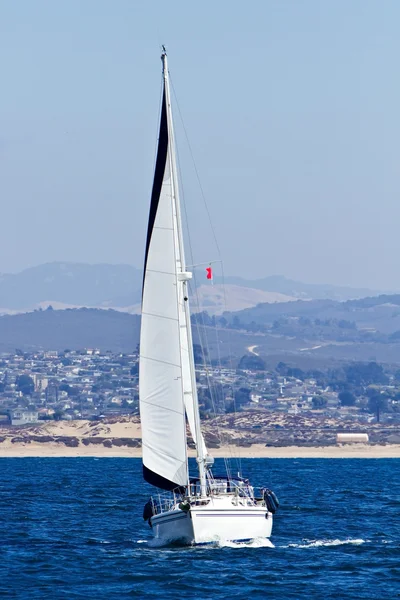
[{"xmin": 206, "ymin": 266, "xmax": 213, "ymax": 280}]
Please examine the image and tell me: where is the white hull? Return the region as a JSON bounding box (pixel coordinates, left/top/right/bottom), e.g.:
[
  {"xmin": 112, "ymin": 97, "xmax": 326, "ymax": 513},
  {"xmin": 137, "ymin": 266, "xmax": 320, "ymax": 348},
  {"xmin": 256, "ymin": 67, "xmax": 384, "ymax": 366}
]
[{"xmin": 150, "ymin": 495, "xmax": 273, "ymax": 545}]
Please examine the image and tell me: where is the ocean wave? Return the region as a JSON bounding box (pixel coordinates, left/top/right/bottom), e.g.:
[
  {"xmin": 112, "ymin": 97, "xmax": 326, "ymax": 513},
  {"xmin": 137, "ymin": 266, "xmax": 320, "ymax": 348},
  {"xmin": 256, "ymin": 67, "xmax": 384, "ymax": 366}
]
[
  {"xmin": 286, "ymin": 538, "xmax": 366, "ymax": 549},
  {"xmin": 217, "ymin": 537, "xmax": 275, "ymax": 549},
  {"xmin": 146, "ymin": 536, "xmax": 275, "ymax": 549}
]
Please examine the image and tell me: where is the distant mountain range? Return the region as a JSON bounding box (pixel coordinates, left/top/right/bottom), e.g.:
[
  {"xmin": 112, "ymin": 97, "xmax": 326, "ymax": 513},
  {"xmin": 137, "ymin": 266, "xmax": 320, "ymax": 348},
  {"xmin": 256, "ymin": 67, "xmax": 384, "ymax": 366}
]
[
  {"xmin": 0, "ymin": 263, "xmax": 143, "ymax": 312},
  {"xmin": 2, "ymin": 294, "xmax": 400, "ymax": 365},
  {"xmin": 218, "ymin": 274, "xmax": 381, "ymax": 301},
  {"xmin": 0, "ymin": 262, "xmax": 390, "ymax": 314}
]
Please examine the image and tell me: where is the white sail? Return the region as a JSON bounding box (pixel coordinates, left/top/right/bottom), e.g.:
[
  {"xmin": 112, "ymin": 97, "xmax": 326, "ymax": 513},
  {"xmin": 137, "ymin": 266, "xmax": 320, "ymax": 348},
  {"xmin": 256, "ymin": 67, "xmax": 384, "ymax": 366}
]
[
  {"xmin": 140, "ymin": 52, "xmax": 208, "ymax": 491},
  {"xmin": 139, "ymin": 85, "xmax": 189, "ymax": 490}
]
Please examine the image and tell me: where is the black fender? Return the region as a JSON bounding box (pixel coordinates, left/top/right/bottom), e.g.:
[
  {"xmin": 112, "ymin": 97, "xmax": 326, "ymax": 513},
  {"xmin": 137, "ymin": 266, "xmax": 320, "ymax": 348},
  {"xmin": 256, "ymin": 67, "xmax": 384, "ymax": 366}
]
[
  {"xmin": 143, "ymin": 499, "xmax": 155, "ymax": 522},
  {"xmin": 263, "ymin": 489, "xmax": 279, "ymax": 514}
]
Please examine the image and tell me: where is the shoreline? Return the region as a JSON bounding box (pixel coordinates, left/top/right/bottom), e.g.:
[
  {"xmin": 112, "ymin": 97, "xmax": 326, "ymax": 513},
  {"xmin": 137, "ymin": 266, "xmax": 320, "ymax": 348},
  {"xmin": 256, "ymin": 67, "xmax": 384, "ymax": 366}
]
[{"xmin": 0, "ymin": 443, "xmax": 400, "ymax": 458}]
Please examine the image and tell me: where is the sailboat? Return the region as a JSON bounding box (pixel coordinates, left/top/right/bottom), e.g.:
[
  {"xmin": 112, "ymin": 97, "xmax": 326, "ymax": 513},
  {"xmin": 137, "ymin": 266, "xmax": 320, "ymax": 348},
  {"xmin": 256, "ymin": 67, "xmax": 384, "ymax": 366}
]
[{"xmin": 139, "ymin": 49, "xmax": 279, "ymax": 545}]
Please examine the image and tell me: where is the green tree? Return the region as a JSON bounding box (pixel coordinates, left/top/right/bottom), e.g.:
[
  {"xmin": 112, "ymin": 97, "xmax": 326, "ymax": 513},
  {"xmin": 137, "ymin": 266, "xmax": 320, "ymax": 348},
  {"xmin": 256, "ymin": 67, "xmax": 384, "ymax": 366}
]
[
  {"xmin": 238, "ymin": 354, "xmax": 266, "ymax": 371},
  {"xmin": 338, "ymin": 391, "xmax": 356, "ymax": 407},
  {"xmin": 234, "ymin": 387, "xmax": 251, "ymax": 408},
  {"xmin": 312, "ymin": 396, "xmax": 327, "ymax": 409},
  {"xmin": 276, "ymin": 362, "xmax": 288, "ymax": 375},
  {"xmin": 345, "ymin": 362, "xmax": 388, "ymax": 387},
  {"xmin": 232, "ymin": 316, "xmax": 241, "ymax": 328},
  {"xmin": 218, "ymin": 316, "xmax": 228, "ymax": 328},
  {"xmin": 59, "ymin": 384, "xmax": 79, "ymax": 397},
  {"xmin": 198, "ymin": 383, "xmax": 225, "ymax": 413},
  {"xmin": 53, "ymin": 410, "xmax": 64, "ymax": 421},
  {"xmin": 193, "ymin": 344, "xmax": 207, "ymax": 365},
  {"xmin": 366, "ymin": 388, "xmax": 389, "ymax": 423},
  {"xmin": 287, "ymin": 367, "xmax": 305, "ymax": 380},
  {"xmin": 16, "ymin": 374, "xmax": 34, "ymax": 395},
  {"xmin": 191, "ymin": 311, "xmax": 215, "ymax": 327}
]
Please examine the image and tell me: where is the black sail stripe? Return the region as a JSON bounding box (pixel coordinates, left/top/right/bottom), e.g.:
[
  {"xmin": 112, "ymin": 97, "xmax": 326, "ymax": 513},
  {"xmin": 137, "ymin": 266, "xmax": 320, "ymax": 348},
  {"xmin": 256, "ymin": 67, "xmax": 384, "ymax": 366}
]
[
  {"xmin": 143, "ymin": 465, "xmax": 185, "ymax": 492},
  {"xmin": 142, "ymin": 85, "xmax": 169, "ymax": 292}
]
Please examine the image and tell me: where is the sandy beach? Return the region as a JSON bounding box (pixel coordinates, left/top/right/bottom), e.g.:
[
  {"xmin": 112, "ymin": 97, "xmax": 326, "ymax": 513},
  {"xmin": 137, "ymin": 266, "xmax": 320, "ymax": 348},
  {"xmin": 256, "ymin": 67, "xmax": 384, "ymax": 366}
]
[
  {"xmin": 0, "ymin": 441, "xmax": 399, "ymax": 459},
  {"xmin": 1, "ymin": 417, "xmax": 399, "ymax": 458}
]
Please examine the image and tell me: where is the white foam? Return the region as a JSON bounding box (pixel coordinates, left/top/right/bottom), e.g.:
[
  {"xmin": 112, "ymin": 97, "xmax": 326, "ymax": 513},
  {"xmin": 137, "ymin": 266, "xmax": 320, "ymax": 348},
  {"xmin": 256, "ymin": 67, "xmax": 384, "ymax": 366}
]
[
  {"xmin": 148, "ymin": 537, "xmax": 170, "ymax": 548},
  {"xmin": 218, "ymin": 537, "xmax": 275, "ymax": 549},
  {"xmin": 287, "ymin": 538, "xmax": 366, "ymax": 549},
  {"xmin": 146, "ymin": 536, "xmax": 274, "ymax": 549}
]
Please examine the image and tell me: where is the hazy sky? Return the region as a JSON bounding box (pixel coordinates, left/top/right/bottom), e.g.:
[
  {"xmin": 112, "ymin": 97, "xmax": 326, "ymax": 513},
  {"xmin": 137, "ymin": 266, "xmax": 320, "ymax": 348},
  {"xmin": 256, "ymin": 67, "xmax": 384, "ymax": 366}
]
[{"xmin": 1, "ymin": 0, "xmax": 400, "ymax": 289}]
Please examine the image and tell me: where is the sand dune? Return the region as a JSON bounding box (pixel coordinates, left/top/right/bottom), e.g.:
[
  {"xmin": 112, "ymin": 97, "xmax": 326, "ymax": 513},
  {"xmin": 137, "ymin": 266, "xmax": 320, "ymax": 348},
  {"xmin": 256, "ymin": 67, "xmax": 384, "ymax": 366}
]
[
  {"xmin": 1, "ymin": 415, "xmax": 400, "ymax": 458},
  {"xmin": 31, "ymin": 419, "xmax": 141, "ymax": 439}
]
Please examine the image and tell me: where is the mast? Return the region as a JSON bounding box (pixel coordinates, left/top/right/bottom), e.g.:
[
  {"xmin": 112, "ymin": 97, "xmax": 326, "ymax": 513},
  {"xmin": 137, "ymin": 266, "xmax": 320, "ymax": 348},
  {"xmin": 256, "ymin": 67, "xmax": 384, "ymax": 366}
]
[{"xmin": 162, "ymin": 50, "xmax": 207, "ymax": 497}]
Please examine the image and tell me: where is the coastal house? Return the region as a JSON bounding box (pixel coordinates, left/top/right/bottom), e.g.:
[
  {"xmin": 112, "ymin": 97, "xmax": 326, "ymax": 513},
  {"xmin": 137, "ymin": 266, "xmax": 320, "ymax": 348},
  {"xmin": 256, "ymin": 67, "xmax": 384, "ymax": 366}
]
[{"xmin": 11, "ymin": 409, "xmax": 39, "ymax": 426}]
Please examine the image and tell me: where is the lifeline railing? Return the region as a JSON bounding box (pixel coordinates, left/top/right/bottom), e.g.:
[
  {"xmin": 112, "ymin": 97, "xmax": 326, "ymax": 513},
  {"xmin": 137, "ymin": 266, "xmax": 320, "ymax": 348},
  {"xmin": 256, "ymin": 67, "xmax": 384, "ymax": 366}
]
[{"xmin": 150, "ymin": 479, "xmax": 267, "ymax": 515}]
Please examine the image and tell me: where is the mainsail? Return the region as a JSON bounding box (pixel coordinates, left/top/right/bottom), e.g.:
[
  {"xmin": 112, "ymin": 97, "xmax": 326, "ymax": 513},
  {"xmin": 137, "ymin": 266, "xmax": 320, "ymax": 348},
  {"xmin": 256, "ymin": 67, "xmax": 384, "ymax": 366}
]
[{"xmin": 139, "ymin": 52, "xmax": 206, "ymax": 491}]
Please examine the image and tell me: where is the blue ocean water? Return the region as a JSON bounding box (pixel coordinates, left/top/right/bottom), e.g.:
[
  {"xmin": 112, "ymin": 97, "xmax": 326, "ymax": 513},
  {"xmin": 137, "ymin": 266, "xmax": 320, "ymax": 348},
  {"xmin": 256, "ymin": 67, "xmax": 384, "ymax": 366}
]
[{"xmin": 0, "ymin": 458, "xmax": 399, "ymax": 599}]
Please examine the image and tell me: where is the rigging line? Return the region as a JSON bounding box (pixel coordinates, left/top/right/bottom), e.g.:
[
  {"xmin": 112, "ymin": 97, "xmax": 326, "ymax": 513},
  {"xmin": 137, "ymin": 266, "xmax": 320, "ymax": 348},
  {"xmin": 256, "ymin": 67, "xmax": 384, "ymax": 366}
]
[
  {"xmin": 176, "ymin": 150, "xmax": 230, "ymax": 462},
  {"xmin": 170, "ymin": 87, "xmax": 220, "ymax": 470},
  {"xmin": 170, "ymin": 77, "xmax": 241, "ymax": 474},
  {"xmin": 186, "ymin": 260, "xmax": 222, "ymax": 269},
  {"xmin": 176, "ymin": 198, "xmax": 231, "ymax": 472},
  {"xmin": 169, "ymin": 75, "xmax": 222, "ymax": 259},
  {"xmin": 188, "ymin": 281, "xmax": 233, "ymax": 479},
  {"xmin": 171, "ymin": 162, "xmax": 229, "ymax": 466},
  {"xmin": 170, "ymin": 75, "xmax": 234, "ymax": 476},
  {"xmin": 170, "ymin": 69, "xmax": 235, "ymax": 472},
  {"xmin": 189, "ymin": 293, "xmax": 238, "ymax": 474}
]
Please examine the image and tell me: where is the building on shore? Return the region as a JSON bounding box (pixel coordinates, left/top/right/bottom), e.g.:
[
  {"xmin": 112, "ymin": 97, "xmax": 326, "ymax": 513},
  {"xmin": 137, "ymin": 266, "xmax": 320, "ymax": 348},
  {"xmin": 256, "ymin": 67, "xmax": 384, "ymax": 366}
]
[{"xmin": 11, "ymin": 409, "xmax": 39, "ymax": 426}]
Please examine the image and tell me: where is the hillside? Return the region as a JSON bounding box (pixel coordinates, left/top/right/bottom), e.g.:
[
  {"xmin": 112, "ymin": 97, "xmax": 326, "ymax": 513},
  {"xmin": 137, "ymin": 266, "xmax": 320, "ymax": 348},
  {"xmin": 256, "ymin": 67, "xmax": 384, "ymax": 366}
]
[
  {"xmin": 214, "ymin": 294, "xmax": 400, "ymax": 365},
  {"xmin": 223, "ymin": 294, "xmax": 400, "ymax": 333},
  {"xmin": 218, "ymin": 274, "xmax": 384, "ymax": 301},
  {"xmin": 3, "ymin": 293, "xmax": 400, "ymax": 365},
  {"xmin": 194, "ymin": 284, "xmax": 296, "ymax": 314},
  {"xmin": 0, "ymin": 263, "xmax": 388, "ymax": 314},
  {"xmin": 0, "ymin": 262, "xmax": 142, "ymax": 311},
  {"xmin": 0, "ymin": 308, "xmax": 140, "ymax": 353}
]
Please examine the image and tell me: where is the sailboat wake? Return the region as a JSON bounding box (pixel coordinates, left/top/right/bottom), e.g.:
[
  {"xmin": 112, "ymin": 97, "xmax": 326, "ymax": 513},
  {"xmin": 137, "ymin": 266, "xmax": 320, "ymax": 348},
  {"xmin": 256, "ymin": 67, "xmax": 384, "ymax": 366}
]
[
  {"xmin": 145, "ymin": 536, "xmax": 275, "ymax": 549},
  {"xmin": 286, "ymin": 538, "xmax": 366, "ymax": 549},
  {"xmin": 217, "ymin": 538, "xmax": 275, "ymax": 549}
]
